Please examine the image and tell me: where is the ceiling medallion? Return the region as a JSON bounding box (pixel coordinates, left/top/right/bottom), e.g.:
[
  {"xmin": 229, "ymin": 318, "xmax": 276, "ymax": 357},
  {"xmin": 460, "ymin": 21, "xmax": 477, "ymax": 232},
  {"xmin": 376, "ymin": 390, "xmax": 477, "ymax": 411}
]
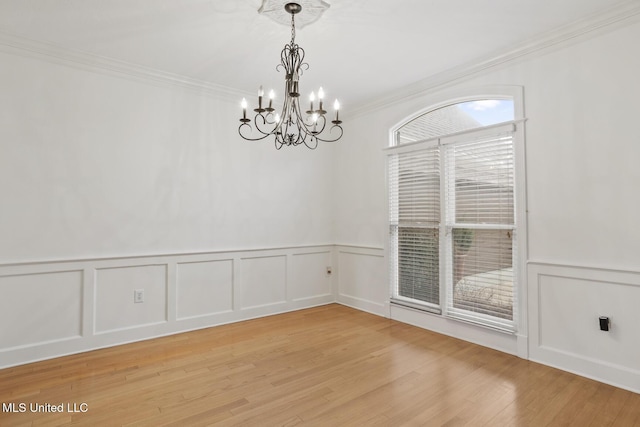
[
  {"xmin": 239, "ymin": 2, "xmax": 342, "ymax": 149},
  {"xmin": 258, "ymin": 0, "xmax": 330, "ymax": 28}
]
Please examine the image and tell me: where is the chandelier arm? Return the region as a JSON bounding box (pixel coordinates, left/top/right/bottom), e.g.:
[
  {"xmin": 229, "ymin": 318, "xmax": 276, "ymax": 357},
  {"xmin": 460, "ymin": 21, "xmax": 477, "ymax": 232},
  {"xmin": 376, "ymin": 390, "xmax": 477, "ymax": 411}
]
[
  {"xmin": 303, "ymin": 134, "xmax": 318, "ymax": 149},
  {"xmin": 252, "ymin": 112, "xmax": 279, "ymax": 136},
  {"xmin": 296, "ymin": 96, "xmax": 324, "ymax": 141},
  {"xmin": 280, "ymin": 45, "xmax": 291, "ymax": 75},
  {"xmin": 289, "ymin": 97, "xmax": 307, "ymax": 147},
  {"xmin": 295, "ymin": 45, "xmax": 307, "ymax": 78},
  {"xmin": 288, "ymin": 109, "xmax": 308, "ymax": 145},
  {"xmin": 282, "ymin": 97, "xmax": 293, "ymax": 142},
  {"xmin": 274, "ymin": 110, "xmax": 288, "ymax": 149},
  {"xmin": 304, "ymin": 114, "xmax": 344, "ymax": 143},
  {"xmin": 238, "ymin": 123, "xmax": 273, "ymax": 141},
  {"xmin": 274, "ymin": 97, "xmax": 288, "ymax": 137},
  {"xmin": 312, "ymin": 114, "xmax": 328, "ymax": 135},
  {"xmin": 312, "ymin": 124, "xmax": 344, "ymax": 143},
  {"xmin": 292, "ymin": 98, "xmax": 313, "ymax": 136},
  {"xmin": 238, "ymin": 112, "xmax": 279, "ymax": 141},
  {"xmin": 289, "ymin": 117, "xmax": 304, "ymax": 146},
  {"xmin": 282, "ymin": 97, "xmax": 300, "ymax": 146},
  {"xmin": 274, "ymin": 135, "xmax": 285, "ymax": 150}
]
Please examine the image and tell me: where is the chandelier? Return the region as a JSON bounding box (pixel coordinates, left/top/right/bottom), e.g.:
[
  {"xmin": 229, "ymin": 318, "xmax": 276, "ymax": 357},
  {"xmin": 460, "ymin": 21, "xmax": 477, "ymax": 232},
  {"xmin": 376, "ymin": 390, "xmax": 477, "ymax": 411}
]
[{"xmin": 238, "ymin": 2, "xmax": 343, "ymax": 150}]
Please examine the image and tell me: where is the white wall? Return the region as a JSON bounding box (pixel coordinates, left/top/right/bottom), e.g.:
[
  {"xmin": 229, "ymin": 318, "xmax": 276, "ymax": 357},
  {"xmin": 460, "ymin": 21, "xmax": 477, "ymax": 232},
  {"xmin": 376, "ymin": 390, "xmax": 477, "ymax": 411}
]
[
  {"xmin": 0, "ymin": 47, "xmax": 335, "ymax": 263},
  {"xmin": 0, "ymin": 42, "xmax": 337, "ymax": 367},
  {"xmin": 333, "ymin": 15, "xmax": 640, "ymax": 392}
]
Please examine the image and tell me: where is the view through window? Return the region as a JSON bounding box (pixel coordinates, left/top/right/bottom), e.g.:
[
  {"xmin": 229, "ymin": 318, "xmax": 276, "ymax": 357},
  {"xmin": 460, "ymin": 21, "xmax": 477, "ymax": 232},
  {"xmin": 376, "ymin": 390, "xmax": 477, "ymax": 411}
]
[{"xmin": 389, "ymin": 98, "xmax": 518, "ymax": 331}]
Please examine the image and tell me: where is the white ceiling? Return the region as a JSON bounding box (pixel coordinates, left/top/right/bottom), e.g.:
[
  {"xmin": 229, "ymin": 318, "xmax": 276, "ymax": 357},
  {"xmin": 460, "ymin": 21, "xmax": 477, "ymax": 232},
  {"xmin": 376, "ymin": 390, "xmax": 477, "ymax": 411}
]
[{"xmin": 0, "ymin": 0, "xmax": 632, "ymax": 109}]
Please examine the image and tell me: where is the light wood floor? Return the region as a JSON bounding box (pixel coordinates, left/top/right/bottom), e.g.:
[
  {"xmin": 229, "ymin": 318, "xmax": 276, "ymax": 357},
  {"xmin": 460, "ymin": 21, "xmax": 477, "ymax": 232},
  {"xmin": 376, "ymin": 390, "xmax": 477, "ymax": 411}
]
[{"xmin": 1, "ymin": 304, "xmax": 638, "ymax": 426}]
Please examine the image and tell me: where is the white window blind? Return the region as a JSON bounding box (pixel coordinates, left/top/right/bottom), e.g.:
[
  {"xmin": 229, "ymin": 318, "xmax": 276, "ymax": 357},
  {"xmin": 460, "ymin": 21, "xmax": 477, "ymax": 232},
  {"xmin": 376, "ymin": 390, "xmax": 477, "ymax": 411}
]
[
  {"xmin": 389, "ymin": 146, "xmax": 440, "ymax": 309},
  {"xmin": 388, "ymin": 123, "xmax": 518, "ymax": 332},
  {"xmin": 444, "ymin": 131, "xmax": 516, "ymax": 331}
]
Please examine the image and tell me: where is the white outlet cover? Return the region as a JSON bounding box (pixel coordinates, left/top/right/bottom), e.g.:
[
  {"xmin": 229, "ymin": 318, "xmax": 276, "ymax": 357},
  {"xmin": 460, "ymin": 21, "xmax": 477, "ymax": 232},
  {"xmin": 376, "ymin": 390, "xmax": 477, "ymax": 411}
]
[{"xmin": 134, "ymin": 289, "xmax": 144, "ymax": 303}]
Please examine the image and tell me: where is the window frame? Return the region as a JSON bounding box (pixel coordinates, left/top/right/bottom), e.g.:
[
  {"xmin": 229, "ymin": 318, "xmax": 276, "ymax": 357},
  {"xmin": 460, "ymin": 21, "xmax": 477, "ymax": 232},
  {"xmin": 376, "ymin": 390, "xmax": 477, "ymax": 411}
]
[
  {"xmin": 388, "ymin": 142, "xmax": 442, "ymax": 314},
  {"xmin": 386, "ymin": 87, "xmax": 527, "ymax": 334}
]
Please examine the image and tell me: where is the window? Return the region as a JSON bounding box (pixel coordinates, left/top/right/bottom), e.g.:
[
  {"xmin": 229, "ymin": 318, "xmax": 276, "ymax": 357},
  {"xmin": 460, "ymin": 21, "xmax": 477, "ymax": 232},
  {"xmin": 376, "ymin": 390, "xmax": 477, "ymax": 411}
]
[{"xmin": 388, "ymin": 98, "xmax": 520, "ymax": 332}]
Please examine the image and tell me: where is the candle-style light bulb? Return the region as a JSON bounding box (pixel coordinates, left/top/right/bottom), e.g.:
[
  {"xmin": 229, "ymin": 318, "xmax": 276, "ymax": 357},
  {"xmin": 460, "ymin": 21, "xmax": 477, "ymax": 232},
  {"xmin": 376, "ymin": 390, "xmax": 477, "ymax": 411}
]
[
  {"xmin": 334, "ymin": 99, "xmax": 340, "ymax": 122},
  {"xmin": 318, "ymin": 87, "xmax": 325, "ymax": 112},
  {"xmin": 241, "ymin": 98, "xmax": 247, "ymax": 119},
  {"xmin": 258, "ymin": 86, "xmax": 264, "ymax": 109},
  {"xmin": 268, "ymin": 89, "xmax": 275, "ymax": 109},
  {"xmin": 275, "ymin": 113, "xmax": 281, "ymax": 123}
]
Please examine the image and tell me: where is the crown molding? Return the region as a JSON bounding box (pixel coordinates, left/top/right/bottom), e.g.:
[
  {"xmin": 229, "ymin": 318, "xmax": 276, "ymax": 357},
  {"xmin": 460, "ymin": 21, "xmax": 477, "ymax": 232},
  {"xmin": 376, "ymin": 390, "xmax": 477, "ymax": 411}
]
[
  {"xmin": 1, "ymin": 1, "xmax": 639, "ymax": 110},
  {"xmin": 349, "ymin": 0, "xmax": 640, "ymax": 117},
  {"xmin": 0, "ymin": 30, "xmax": 247, "ymax": 102}
]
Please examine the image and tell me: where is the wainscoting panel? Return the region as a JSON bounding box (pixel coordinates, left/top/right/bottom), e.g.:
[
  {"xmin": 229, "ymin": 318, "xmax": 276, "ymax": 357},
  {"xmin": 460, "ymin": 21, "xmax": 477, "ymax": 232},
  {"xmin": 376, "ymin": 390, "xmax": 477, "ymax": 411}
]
[
  {"xmin": 290, "ymin": 251, "xmax": 332, "ymax": 301},
  {"xmin": 176, "ymin": 259, "xmax": 233, "ymax": 320},
  {"xmin": 240, "ymin": 255, "xmax": 287, "ymax": 310},
  {"xmin": 529, "ymin": 262, "xmax": 640, "ymax": 393},
  {"xmin": 95, "ymin": 264, "xmax": 168, "ymax": 334},
  {"xmin": 335, "ymin": 246, "xmax": 386, "ymax": 316},
  {"xmin": 0, "ymin": 245, "xmax": 337, "ymax": 369},
  {"xmin": 0, "ymin": 270, "xmax": 83, "ymax": 350}
]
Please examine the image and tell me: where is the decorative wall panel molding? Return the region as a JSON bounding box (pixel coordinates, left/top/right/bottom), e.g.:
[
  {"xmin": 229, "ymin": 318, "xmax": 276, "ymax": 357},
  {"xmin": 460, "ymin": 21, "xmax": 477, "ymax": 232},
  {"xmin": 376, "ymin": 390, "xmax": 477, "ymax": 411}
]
[
  {"xmin": 335, "ymin": 245, "xmax": 386, "ymax": 316},
  {"xmin": 95, "ymin": 264, "xmax": 168, "ymax": 334},
  {"xmin": 290, "ymin": 251, "xmax": 333, "ymax": 302},
  {"xmin": 0, "ymin": 270, "xmax": 83, "ymax": 350},
  {"xmin": 0, "ymin": 245, "xmax": 335, "ymax": 369},
  {"xmin": 176, "ymin": 259, "xmax": 234, "ymax": 320},
  {"xmin": 240, "ymin": 255, "xmax": 287, "ymax": 309},
  {"xmin": 528, "ymin": 262, "xmax": 640, "ymax": 393}
]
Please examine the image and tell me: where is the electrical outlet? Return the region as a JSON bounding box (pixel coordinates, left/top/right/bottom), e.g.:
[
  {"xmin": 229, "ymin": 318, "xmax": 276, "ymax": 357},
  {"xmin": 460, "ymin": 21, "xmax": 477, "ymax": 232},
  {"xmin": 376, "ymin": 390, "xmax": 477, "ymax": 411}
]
[
  {"xmin": 134, "ymin": 289, "xmax": 144, "ymax": 304},
  {"xmin": 326, "ymin": 266, "xmax": 332, "ymax": 276}
]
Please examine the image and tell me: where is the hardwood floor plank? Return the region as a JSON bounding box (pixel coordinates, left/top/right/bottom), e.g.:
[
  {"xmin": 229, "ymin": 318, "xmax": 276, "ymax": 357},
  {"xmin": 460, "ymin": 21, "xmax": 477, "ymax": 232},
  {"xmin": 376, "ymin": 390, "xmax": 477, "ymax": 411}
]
[
  {"xmin": 0, "ymin": 304, "xmax": 638, "ymax": 426},
  {"xmin": 612, "ymin": 390, "xmax": 640, "ymax": 426}
]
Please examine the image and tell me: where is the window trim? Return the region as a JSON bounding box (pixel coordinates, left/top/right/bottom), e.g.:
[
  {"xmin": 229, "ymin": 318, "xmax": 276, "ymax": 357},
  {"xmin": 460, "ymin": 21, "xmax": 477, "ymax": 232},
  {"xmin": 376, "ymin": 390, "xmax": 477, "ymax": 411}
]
[{"xmin": 386, "ymin": 86, "xmax": 527, "ymax": 338}]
